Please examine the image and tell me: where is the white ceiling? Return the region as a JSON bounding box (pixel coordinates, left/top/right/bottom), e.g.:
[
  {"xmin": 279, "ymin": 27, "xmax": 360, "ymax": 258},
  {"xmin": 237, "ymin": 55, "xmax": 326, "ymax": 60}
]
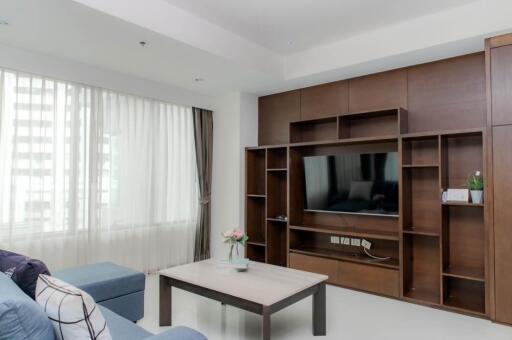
[
  {"xmin": 0, "ymin": 0, "xmax": 280, "ymax": 95},
  {"xmin": 163, "ymin": 0, "xmax": 478, "ymax": 54},
  {"xmin": 0, "ymin": 0, "xmax": 511, "ymax": 96}
]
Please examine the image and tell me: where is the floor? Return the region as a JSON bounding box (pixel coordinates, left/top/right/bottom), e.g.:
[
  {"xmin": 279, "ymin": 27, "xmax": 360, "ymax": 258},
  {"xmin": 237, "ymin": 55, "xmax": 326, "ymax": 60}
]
[{"xmin": 139, "ymin": 274, "xmax": 512, "ymax": 340}]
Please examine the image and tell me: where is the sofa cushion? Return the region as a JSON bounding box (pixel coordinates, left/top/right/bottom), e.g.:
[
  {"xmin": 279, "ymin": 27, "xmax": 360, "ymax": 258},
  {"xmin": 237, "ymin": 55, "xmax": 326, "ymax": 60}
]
[
  {"xmin": 0, "ymin": 249, "xmax": 51, "ymax": 299},
  {"xmin": 36, "ymin": 274, "xmax": 112, "ymax": 340},
  {"xmin": 53, "ymin": 262, "xmax": 145, "ymax": 302},
  {"xmin": 99, "ymin": 306, "xmax": 152, "ymax": 340},
  {"xmin": 0, "ymin": 272, "xmax": 55, "ymax": 340},
  {"xmin": 99, "ymin": 290, "xmax": 144, "ymax": 322}
]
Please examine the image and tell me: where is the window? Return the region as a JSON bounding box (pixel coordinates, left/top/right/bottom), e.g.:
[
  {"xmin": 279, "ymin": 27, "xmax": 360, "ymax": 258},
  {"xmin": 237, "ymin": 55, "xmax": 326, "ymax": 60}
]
[{"xmin": 0, "ymin": 69, "xmax": 198, "ymax": 272}]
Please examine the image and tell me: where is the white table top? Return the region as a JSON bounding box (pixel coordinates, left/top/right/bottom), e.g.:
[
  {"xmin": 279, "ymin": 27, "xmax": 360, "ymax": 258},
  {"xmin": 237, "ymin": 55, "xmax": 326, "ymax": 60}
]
[{"xmin": 159, "ymin": 259, "xmax": 328, "ymax": 306}]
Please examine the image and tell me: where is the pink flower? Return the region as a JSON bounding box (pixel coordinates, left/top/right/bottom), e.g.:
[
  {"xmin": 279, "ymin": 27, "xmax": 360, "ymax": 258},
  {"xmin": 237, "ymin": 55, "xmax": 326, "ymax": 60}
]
[{"xmin": 233, "ymin": 229, "xmax": 244, "ymax": 240}]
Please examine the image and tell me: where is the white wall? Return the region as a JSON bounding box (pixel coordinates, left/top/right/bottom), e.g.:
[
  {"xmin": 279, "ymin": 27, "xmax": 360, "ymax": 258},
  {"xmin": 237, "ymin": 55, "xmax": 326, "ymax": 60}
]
[
  {"xmin": 210, "ymin": 92, "xmax": 258, "ymax": 259},
  {"xmin": 0, "ymin": 43, "xmax": 214, "ymax": 109}
]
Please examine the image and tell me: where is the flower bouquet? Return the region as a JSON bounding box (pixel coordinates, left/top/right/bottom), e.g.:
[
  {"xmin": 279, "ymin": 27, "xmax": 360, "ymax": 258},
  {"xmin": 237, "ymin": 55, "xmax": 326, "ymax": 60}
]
[{"xmin": 222, "ymin": 228, "xmax": 250, "ymax": 271}]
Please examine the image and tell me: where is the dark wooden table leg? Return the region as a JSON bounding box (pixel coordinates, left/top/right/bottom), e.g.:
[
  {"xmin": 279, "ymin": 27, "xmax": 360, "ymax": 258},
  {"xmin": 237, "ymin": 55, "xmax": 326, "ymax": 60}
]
[
  {"xmin": 159, "ymin": 275, "xmax": 173, "ymax": 326},
  {"xmin": 262, "ymin": 307, "xmax": 271, "ymax": 340},
  {"xmin": 313, "ymin": 282, "xmax": 326, "ymax": 336}
]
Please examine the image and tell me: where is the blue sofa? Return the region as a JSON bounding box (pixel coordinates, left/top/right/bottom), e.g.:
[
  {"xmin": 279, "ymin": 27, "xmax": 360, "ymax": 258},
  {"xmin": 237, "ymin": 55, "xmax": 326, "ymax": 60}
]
[
  {"xmin": 0, "ymin": 270, "xmax": 206, "ymax": 340},
  {"xmin": 53, "ymin": 262, "xmax": 146, "ymax": 322}
]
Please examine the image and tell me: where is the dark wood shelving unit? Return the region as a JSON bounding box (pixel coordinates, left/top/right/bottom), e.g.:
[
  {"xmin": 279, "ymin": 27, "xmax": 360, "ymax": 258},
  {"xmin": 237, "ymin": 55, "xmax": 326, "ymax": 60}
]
[
  {"xmin": 247, "ymin": 104, "xmax": 487, "ymax": 318},
  {"xmin": 245, "ymin": 147, "xmax": 288, "ymax": 266},
  {"xmin": 439, "ymin": 131, "xmax": 486, "ymax": 315}
]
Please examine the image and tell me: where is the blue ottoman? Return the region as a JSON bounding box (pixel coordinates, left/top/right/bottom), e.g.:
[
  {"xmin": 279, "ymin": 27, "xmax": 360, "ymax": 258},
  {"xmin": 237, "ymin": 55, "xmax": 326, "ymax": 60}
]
[{"xmin": 54, "ymin": 262, "xmax": 145, "ymax": 322}]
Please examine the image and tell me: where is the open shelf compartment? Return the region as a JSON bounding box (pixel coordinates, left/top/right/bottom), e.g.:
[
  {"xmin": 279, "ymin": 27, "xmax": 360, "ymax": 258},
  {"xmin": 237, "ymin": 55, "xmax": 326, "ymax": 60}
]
[
  {"xmin": 402, "ymin": 167, "xmax": 441, "ymax": 236},
  {"xmin": 246, "ymin": 243, "xmax": 266, "ymax": 263},
  {"xmin": 443, "ymin": 276, "xmax": 485, "ymax": 315},
  {"xmin": 267, "ymin": 170, "xmax": 287, "ymax": 220},
  {"xmin": 402, "ymin": 135, "xmax": 439, "ymax": 167},
  {"xmin": 442, "ymin": 205, "xmax": 485, "ymax": 282},
  {"xmin": 267, "ymin": 147, "xmax": 288, "ymax": 170},
  {"xmin": 338, "ymin": 108, "xmax": 405, "ymax": 140},
  {"xmin": 290, "ymin": 116, "xmax": 338, "ymax": 143},
  {"xmin": 403, "ymin": 234, "xmax": 441, "ymax": 304},
  {"xmin": 246, "ymin": 196, "xmax": 266, "ymax": 244},
  {"xmin": 440, "ymin": 132, "xmax": 483, "ymax": 204},
  {"xmin": 246, "ymin": 148, "xmax": 266, "ymax": 195},
  {"xmin": 267, "ymin": 221, "xmax": 287, "ymax": 266},
  {"xmin": 289, "ymin": 228, "xmax": 399, "ymax": 270}
]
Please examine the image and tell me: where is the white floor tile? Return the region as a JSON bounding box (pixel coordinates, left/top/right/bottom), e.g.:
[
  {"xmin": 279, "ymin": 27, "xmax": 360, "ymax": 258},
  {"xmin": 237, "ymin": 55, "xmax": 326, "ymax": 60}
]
[{"xmin": 138, "ymin": 274, "xmax": 512, "ymax": 340}]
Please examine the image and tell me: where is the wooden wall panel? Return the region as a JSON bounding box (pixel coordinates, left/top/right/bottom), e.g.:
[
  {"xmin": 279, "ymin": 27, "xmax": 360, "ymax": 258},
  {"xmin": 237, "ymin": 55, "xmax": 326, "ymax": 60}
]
[
  {"xmin": 300, "ymin": 81, "xmax": 349, "ymax": 120},
  {"xmin": 259, "ymin": 90, "xmax": 300, "ymax": 145},
  {"xmin": 348, "ymin": 69, "xmax": 407, "ymax": 113},
  {"xmin": 490, "ymin": 45, "xmax": 512, "ymax": 126},
  {"xmin": 493, "ymin": 125, "xmax": 512, "ymax": 324},
  {"xmin": 407, "ymin": 54, "xmax": 486, "ymax": 132}
]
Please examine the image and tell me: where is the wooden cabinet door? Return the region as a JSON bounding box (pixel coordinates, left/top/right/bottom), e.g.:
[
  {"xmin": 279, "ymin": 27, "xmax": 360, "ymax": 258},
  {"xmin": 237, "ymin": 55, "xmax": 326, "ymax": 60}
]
[
  {"xmin": 491, "ymin": 45, "xmax": 512, "ymax": 126},
  {"xmin": 348, "ymin": 69, "xmax": 407, "ymax": 113},
  {"xmin": 289, "ymin": 253, "xmax": 338, "ymax": 284},
  {"xmin": 493, "ymin": 125, "xmax": 512, "ymax": 323},
  {"xmin": 300, "ymin": 81, "xmax": 348, "ymax": 120},
  {"xmin": 258, "ymin": 90, "xmax": 300, "ymax": 145}
]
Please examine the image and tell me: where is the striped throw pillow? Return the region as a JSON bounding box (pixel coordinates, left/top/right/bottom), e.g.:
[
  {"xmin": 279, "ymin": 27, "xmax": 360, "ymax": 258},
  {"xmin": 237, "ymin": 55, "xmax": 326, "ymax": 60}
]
[{"xmin": 35, "ymin": 274, "xmax": 112, "ymax": 340}]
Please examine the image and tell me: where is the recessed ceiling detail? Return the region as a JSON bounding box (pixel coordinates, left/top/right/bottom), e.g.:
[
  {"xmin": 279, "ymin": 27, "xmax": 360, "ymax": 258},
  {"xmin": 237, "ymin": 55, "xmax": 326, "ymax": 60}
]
[
  {"xmin": 163, "ymin": 0, "xmax": 479, "ymax": 54},
  {"xmin": 1, "ymin": 0, "xmax": 511, "ymax": 96}
]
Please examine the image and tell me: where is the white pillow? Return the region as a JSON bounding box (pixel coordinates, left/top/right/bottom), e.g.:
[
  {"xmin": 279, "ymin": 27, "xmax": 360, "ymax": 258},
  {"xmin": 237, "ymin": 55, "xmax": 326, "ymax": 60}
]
[
  {"xmin": 35, "ymin": 274, "xmax": 112, "ymax": 340},
  {"xmin": 348, "ymin": 181, "xmax": 373, "ymax": 200}
]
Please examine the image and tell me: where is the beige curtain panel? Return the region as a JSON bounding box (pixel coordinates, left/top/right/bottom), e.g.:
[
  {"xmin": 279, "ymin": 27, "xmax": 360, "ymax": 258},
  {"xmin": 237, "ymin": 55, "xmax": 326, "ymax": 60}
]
[{"xmin": 192, "ymin": 107, "xmax": 213, "ymax": 261}]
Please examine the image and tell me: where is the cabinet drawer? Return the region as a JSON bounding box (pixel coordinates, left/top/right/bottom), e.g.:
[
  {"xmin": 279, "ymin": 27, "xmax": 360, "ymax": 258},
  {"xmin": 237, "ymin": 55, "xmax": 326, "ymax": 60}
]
[
  {"xmin": 289, "ymin": 253, "xmax": 338, "ymax": 284},
  {"xmin": 337, "ymin": 261, "xmax": 399, "ymax": 297}
]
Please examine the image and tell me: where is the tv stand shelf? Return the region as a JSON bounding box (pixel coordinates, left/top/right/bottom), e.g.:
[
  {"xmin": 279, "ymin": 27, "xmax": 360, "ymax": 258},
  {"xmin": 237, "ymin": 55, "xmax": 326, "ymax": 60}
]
[
  {"xmin": 289, "ymin": 224, "xmax": 399, "ymax": 241},
  {"xmin": 246, "ymin": 106, "xmax": 487, "ymax": 318}
]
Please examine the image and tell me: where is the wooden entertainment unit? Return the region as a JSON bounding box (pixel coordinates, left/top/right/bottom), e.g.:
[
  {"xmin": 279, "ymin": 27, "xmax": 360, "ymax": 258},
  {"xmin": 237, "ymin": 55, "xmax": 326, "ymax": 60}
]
[{"xmin": 243, "ymin": 37, "xmax": 512, "ymax": 322}]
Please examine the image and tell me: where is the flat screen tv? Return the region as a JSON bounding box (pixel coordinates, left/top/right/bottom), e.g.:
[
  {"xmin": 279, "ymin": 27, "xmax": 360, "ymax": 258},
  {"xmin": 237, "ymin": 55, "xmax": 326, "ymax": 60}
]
[{"xmin": 303, "ymin": 152, "xmax": 399, "ymax": 216}]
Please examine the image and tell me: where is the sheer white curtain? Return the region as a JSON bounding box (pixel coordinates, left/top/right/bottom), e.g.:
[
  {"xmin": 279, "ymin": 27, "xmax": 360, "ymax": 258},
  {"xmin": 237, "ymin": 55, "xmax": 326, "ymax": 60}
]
[{"xmin": 0, "ymin": 69, "xmax": 198, "ymax": 272}]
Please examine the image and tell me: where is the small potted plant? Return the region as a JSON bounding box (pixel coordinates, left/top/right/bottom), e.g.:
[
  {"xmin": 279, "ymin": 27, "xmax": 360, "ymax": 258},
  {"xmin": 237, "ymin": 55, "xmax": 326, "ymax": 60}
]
[
  {"xmin": 467, "ymin": 170, "xmax": 484, "ymax": 204},
  {"xmin": 222, "ymin": 228, "xmax": 249, "ymax": 262}
]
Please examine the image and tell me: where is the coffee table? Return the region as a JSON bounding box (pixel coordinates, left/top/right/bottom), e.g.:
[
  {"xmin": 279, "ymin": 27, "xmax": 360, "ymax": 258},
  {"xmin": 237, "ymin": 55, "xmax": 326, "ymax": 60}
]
[{"xmin": 159, "ymin": 259, "xmax": 328, "ymax": 340}]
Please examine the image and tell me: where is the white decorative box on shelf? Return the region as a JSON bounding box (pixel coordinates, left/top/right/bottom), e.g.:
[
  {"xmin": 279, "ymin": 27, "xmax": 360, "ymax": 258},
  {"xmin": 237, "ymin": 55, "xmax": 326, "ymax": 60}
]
[{"xmin": 445, "ymin": 188, "xmax": 469, "ymax": 202}]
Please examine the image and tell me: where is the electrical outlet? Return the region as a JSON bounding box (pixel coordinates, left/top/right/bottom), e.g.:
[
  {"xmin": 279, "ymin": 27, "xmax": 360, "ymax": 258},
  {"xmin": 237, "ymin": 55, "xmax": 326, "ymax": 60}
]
[
  {"xmin": 361, "ymin": 239, "xmax": 372, "ymax": 250},
  {"xmin": 351, "ymin": 238, "xmax": 361, "ymax": 247}
]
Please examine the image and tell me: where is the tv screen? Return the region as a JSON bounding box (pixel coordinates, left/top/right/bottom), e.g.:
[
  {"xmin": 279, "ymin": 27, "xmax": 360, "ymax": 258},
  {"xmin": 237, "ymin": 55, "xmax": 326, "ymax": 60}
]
[{"xmin": 303, "ymin": 152, "xmax": 399, "ymax": 216}]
